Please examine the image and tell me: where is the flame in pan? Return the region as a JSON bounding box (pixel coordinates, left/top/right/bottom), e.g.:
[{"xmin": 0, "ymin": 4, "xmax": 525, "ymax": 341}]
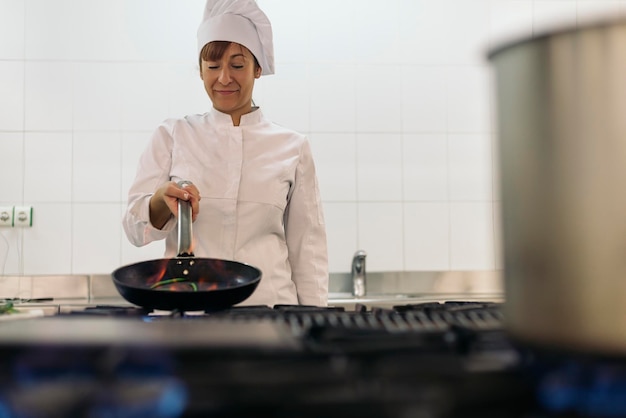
[
  {"xmin": 140, "ymin": 259, "xmax": 232, "ymax": 292},
  {"xmin": 145, "ymin": 260, "xmax": 169, "ymax": 286}
]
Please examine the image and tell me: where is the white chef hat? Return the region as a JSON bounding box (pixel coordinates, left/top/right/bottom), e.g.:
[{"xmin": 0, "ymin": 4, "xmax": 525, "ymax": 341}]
[{"xmin": 197, "ymin": 0, "xmax": 275, "ymax": 76}]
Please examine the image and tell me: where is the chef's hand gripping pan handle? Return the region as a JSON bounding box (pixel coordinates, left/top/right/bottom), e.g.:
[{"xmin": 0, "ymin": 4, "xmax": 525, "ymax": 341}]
[{"xmin": 177, "ymin": 180, "xmax": 194, "ymax": 258}]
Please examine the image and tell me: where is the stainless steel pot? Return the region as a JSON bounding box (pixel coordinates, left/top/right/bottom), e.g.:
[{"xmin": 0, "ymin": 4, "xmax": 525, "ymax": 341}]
[{"xmin": 489, "ymin": 18, "xmax": 626, "ymax": 355}]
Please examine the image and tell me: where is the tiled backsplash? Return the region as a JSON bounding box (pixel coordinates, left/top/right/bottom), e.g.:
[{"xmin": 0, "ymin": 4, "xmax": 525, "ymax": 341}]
[{"xmin": 1, "ymin": 0, "xmax": 625, "ymax": 276}]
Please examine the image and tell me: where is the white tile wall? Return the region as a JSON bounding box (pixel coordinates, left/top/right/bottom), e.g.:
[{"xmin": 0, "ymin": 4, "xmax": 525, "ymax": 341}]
[
  {"xmin": 73, "ymin": 132, "xmax": 121, "ymax": 202},
  {"xmin": 0, "ymin": 62, "xmax": 24, "ymax": 131},
  {"xmin": 309, "ymin": 133, "xmax": 357, "ymax": 202},
  {"xmin": 404, "ymin": 202, "xmax": 450, "ymax": 270},
  {"xmin": 443, "ymin": 0, "xmax": 491, "ymax": 66},
  {"xmin": 356, "ymin": 66, "xmax": 403, "ymax": 133},
  {"xmin": 1, "ymin": 0, "xmax": 625, "ymax": 276},
  {"xmin": 119, "ymin": 63, "xmax": 172, "ymax": 131},
  {"xmin": 0, "ymin": 228, "xmax": 21, "ymax": 275},
  {"xmin": 446, "ymin": 67, "xmax": 492, "ymax": 133},
  {"xmin": 402, "ymin": 134, "xmax": 448, "ymax": 201},
  {"xmin": 308, "ymin": 0, "xmax": 356, "ymax": 64},
  {"xmin": 354, "ymin": 0, "xmax": 401, "ymax": 64},
  {"xmin": 0, "ymin": 133, "xmax": 24, "ymax": 202},
  {"xmin": 448, "ymin": 134, "xmax": 493, "ymax": 201},
  {"xmin": 72, "ymin": 203, "xmax": 122, "ymax": 274},
  {"xmin": 21, "ymin": 203, "xmax": 72, "ymax": 275},
  {"xmin": 24, "ymin": 132, "xmax": 72, "ymax": 202},
  {"xmin": 399, "ymin": 0, "xmax": 447, "ymax": 65},
  {"xmin": 24, "ymin": 0, "xmax": 74, "ymax": 61},
  {"xmin": 533, "ymin": 1, "xmax": 578, "ymax": 35},
  {"xmin": 323, "ymin": 203, "xmax": 358, "ymax": 272},
  {"xmin": 357, "ymin": 134, "xmax": 403, "ymax": 201},
  {"xmin": 450, "ymin": 202, "xmax": 495, "ymax": 270},
  {"xmin": 0, "ymin": 0, "xmax": 24, "ymax": 60},
  {"xmin": 255, "ymin": 63, "xmax": 311, "ymax": 133},
  {"xmin": 24, "ymin": 62, "xmax": 73, "ymax": 131},
  {"xmin": 309, "ymin": 64, "xmax": 357, "ymax": 132},
  {"xmin": 401, "ymin": 67, "xmax": 447, "ymax": 132},
  {"xmin": 72, "ymin": 63, "xmax": 122, "ymax": 131}
]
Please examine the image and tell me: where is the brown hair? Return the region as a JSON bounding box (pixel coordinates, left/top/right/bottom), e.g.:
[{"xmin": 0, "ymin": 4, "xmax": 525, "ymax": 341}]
[{"xmin": 199, "ymin": 41, "xmax": 260, "ymax": 71}]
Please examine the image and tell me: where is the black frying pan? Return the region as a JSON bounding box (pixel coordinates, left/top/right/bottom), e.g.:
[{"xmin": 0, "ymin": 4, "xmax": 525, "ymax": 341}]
[{"xmin": 112, "ymin": 183, "xmax": 262, "ymax": 311}]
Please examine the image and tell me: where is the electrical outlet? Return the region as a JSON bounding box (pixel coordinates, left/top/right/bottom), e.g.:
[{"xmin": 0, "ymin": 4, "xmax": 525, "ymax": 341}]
[
  {"xmin": 0, "ymin": 206, "xmax": 13, "ymax": 227},
  {"xmin": 14, "ymin": 206, "xmax": 32, "ymax": 227}
]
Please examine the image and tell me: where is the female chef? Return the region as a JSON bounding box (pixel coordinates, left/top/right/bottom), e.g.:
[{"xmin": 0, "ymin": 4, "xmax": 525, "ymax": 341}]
[{"xmin": 122, "ymin": 0, "xmax": 329, "ymax": 307}]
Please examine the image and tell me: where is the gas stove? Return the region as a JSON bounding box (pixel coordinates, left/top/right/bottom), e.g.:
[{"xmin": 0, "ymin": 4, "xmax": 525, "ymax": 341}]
[{"xmin": 0, "ymin": 301, "xmax": 618, "ymax": 418}]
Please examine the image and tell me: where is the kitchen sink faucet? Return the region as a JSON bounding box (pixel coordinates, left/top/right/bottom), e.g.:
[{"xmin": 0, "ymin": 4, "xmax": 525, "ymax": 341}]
[{"xmin": 352, "ymin": 250, "xmax": 367, "ymax": 297}]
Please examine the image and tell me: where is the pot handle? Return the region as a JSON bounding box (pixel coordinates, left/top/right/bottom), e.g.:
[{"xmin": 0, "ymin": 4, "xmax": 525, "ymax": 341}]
[{"xmin": 177, "ymin": 180, "xmax": 194, "ymax": 257}]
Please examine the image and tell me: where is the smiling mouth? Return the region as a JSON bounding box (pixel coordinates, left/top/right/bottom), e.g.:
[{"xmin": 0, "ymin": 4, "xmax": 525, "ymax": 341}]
[{"xmin": 215, "ymin": 90, "xmax": 238, "ymax": 96}]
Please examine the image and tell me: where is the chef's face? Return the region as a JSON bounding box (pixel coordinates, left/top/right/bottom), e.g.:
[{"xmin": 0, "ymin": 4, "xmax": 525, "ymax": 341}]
[{"xmin": 200, "ymin": 42, "xmax": 261, "ymax": 124}]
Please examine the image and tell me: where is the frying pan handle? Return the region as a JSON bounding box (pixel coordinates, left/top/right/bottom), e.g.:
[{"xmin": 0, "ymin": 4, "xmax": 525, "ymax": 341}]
[{"xmin": 177, "ymin": 180, "xmax": 194, "ymax": 257}]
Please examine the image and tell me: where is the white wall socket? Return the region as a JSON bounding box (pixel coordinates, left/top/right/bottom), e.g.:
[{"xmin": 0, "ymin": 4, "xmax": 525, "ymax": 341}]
[
  {"xmin": 13, "ymin": 206, "xmax": 33, "ymax": 227},
  {"xmin": 0, "ymin": 206, "xmax": 13, "ymax": 227}
]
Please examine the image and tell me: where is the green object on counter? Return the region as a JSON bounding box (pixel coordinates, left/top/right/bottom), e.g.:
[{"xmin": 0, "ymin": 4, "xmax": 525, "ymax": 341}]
[{"xmin": 0, "ymin": 300, "xmax": 19, "ymax": 314}]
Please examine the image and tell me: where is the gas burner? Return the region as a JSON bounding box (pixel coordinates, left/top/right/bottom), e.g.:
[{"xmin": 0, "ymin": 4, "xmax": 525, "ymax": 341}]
[
  {"xmin": 67, "ymin": 305, "xmax": 152, "ymax": 317},
  {"xmin": 528, "ymin": 351, "xmax": 626, "ymax": 418},
  {"xmin": 392, "ymin": 301, "xmax": 501, "ymax": 313},
  {"xmin": 206, "ymin": 305, "xmax": 273, "ymax": 315},
  {"xmin": 273, "ymin": 304, "xmax": 345, "ymax": 312}
]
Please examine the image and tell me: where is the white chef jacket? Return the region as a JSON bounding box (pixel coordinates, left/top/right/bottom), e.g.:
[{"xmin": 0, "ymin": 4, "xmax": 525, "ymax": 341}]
[{"xmin": 123, "ymin": 107, "xmax": 329, "ymax": 307}]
